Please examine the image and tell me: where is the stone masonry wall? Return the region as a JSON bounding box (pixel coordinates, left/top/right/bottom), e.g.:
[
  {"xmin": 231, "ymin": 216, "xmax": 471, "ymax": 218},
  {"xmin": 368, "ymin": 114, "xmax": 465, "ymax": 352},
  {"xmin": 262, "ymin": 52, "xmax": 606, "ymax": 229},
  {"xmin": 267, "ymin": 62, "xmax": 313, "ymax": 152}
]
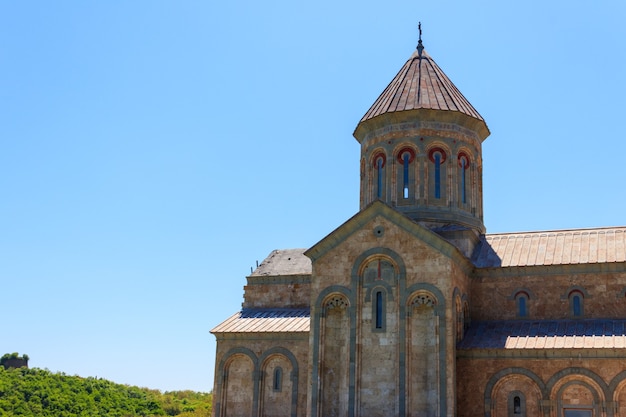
[
  {"xmin": 471, "ymin": 268, "xmax": 626, "ymax": 321},
  {"xmin": 308, "ymin": 211, "xmax": 473, "ymax": 417},
  {"xmin": 242, "ymin": 278, "xmax": 311, "ymax": 309},
  {"xmin": 457, "ymin": 355, "xmax": 626, "ymax": 417},
  {"xmin": 213, "ymin": 334, "xmax": 309, "ymax": 417}
]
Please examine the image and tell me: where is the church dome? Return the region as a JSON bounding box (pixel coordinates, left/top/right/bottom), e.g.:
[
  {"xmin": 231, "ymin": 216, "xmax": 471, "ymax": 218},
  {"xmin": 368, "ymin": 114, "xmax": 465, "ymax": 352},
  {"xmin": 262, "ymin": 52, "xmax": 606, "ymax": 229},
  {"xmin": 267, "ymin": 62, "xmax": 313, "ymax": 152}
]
[
  {"xmin": 354, "ymin": 45, "xmax": 489, "ymax": 142},
  {"xmin": 354, "ymin": 33, "xmax": 490, "ymax": 237}
]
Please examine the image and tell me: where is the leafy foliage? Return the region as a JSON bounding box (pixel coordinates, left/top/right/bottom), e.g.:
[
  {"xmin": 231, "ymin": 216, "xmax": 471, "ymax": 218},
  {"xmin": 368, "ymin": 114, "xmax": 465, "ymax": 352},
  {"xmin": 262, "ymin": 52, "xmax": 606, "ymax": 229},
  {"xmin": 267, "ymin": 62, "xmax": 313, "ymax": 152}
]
[
  {"xmin": 0, "ymin": 367, "xmax": 212, "ymax": 417},
  {"xmin": 0, "ymin": 353, "xmax": 29, "ymax": 366}
]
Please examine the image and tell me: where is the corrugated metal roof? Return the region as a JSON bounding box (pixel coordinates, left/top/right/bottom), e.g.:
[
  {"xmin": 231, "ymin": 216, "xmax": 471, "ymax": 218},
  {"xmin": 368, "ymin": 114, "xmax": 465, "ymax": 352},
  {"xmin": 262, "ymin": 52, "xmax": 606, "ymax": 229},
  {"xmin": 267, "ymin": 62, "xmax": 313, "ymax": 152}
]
[
  {"xmin": 359, "ymin": 49, "xmax": 485, "ymax": 124},
  {"xmin": 459, "ymin": 319, "xmax": 626, "ymax": 350},
  {"xmin": 473, "ymin": 227, "xmax": 626, "ymax": 268},
  {"xmin": 250, "ymin": 249, "xmax": 311, "ymax": 277},
  {"xmin": 210, "ymin": 308, "xmax": 310, "ymax": 334}
]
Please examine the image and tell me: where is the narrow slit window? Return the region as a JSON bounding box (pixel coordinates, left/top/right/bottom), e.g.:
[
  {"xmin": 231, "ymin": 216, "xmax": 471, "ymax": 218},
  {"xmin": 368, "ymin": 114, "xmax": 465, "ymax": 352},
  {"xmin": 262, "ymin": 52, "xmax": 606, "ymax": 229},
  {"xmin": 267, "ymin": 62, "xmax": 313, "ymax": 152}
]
[
  {"xmin": 571, "ymin": 293, "xmax": 583, "ymax": 317},
  {"xmin": 515, "ymin": 292, "xmax": 529, "ymax": 318},
  {"xmin": 458, "ymin": 152, "xmax": 469, "ymax": 204},
  {"xmin": 375, "ymin": 291, "xmax": 383, "ymax": 329},
  {"xmin": 397, "ymin": 147, "xmax": 415, "ymax": 201},
  {"xmin": 508, "ymin": 392, "xmax": 526, "ymax": 417},
  {"xmin": 434, "ymin": 153, "xmax": 441, "ymax": 199},
  {"xmin": 403, "ymin": 152, "xmax": 410, "ymax": 198},
  {"xmin": 377, "ymin": 157, "xmax": 383, "ymax": 198},
  {"xmin": 429, "ymin": 148, "xmax": 446, "ymax": 200},
  {"xmin": 373, "ymin": 153, "xmax": 386, "ymax": 200},
  {"xmin": 518, "ymin": 296, "xmax": 527, "ymax": 317},
  {"xmin": 273, "ymin": 367, "xmax": 282, "ymax": 392}
]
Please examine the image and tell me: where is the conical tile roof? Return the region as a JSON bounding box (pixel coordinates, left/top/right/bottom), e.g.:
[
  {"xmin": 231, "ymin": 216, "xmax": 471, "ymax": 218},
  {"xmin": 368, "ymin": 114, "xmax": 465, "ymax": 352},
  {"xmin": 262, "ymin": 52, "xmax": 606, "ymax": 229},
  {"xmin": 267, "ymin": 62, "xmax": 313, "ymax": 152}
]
[{"xmin": 355, "ymin": 47, "xmax": 489, "ymax": 140}]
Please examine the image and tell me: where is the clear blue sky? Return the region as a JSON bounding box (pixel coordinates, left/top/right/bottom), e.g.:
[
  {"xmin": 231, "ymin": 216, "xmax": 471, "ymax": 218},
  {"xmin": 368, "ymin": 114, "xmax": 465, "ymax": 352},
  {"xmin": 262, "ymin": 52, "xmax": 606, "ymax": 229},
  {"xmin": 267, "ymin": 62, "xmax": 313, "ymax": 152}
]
[{"xmin": 1, "ymin": 1, "xmax": 625, "ymax": 393}]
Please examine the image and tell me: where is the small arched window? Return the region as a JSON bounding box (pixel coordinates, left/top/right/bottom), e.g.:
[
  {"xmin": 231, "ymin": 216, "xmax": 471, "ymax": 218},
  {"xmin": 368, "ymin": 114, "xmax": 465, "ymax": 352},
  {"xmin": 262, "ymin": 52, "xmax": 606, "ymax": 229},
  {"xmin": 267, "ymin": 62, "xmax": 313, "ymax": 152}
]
[
  {"xmin": 372, "ymin": 152, "xmax": 386, "ymax": 200},
  {"xmin": 515, "ymin": 291, "xmax": 529, "ymax": 318},
  {"xmin": 569, "ymin": 290, "xmax": 584, "ymax": 317},
  {"xmin": 273, "ymin": 367, "xmax": 283, "ymax": 392},
  {"xmin": 428, "ymin": 147, "xmax": 447, "ymax": 199},
  {"xmin": 508, "ymin": 392, "xmax": 526, "ymax": 416},
  {"xmin": 458, "ymin": 152, "xmax": 470, "ymax": 204},
  {"xmin": 397, "ymin": 147, "xmax": 415, "ymax": 199},
  {"xmin": 375, "ymin": 290, "xmax": 384, "ymax": 329},
  {"xmin": 371, "ymin": 288, "xmax": 387, "ymax": 331}
]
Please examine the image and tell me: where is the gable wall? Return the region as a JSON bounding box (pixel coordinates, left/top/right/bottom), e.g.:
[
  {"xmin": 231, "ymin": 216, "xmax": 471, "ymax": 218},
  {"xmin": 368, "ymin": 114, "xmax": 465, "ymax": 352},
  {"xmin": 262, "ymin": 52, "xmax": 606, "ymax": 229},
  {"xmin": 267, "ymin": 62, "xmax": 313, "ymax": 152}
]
[{"xmin": 308, "ymin": 213, "xmax": 473, "ymax": 416}]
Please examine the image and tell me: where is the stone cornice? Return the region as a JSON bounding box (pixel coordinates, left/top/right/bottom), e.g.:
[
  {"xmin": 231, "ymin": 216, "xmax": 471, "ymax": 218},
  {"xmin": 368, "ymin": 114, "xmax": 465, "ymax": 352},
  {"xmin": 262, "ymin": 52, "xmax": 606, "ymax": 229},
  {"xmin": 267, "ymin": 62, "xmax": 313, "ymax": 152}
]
[
  {"xmin": 457, "ymin": 348, "xmax": 626, "ymax": 360},
  {"xmin": 359, "ymin": 117, "xmax": 483, "ymax": 149},
  {"xmin": 213, "ymin": 332, "xmax": 309, "ymax": 342}
]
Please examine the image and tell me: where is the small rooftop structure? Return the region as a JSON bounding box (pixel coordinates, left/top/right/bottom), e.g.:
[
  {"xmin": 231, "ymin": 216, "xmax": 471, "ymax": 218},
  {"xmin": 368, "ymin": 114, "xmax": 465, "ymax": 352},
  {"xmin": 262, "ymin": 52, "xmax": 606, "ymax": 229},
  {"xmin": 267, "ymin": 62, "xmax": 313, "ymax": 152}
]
[{"xmin": 249, "ymin": 248, "xmax": 310, "ymax": 277}]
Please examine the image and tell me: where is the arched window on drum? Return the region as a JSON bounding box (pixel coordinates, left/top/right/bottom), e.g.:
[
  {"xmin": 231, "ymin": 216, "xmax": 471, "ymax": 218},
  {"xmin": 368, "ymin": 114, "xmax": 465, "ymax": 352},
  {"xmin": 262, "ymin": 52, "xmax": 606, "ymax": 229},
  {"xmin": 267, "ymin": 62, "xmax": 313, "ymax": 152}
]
[
  {"xmin": 457, "ymin": 152, "xmax": 471, "ymax": 205},
  {"xmin": 428, "ymin": 147, "xmax": 447, "ymax": 200},
  {"xmin": 372, "ymin": 151, "xmax": 386, "ymax": 200},
  {"xmin": 396, "ymin": 147, "xmax": 415, "ymax": 200}
]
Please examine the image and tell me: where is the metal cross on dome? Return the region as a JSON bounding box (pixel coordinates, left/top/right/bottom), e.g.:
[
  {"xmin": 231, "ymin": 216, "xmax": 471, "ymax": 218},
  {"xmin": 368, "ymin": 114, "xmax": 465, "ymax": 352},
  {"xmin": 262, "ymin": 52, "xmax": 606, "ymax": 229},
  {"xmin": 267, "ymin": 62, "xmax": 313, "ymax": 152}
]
[{"xmin": 417, "ymin": 21, "xmax": 424, "ymax": 57}]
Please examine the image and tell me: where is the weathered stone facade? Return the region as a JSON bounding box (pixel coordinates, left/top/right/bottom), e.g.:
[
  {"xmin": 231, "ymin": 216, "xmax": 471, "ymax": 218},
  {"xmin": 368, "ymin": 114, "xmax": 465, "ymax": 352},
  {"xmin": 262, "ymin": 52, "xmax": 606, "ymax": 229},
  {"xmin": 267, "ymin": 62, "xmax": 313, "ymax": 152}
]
[{"xmin": 211, "ymin": 35, "xmax": 626, "ymax": 417}]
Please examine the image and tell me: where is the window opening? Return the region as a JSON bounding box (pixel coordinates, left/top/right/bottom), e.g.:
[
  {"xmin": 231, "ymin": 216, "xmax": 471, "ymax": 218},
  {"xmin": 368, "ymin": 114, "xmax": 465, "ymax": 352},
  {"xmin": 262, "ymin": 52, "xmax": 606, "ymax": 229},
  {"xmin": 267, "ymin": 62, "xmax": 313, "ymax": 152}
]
[
  {"xmin": 396, "ymin": 147, "xmax": 415, "ymax": 200},
  {"xmin": 568, "ymin": 290, "xmax": 584, "ymax": 317},
  {"xmin": 508, "ymin": 392, "xmax": 526, "ymax": 417},
  {"xmin": 458, "ymin": 153, "xmax": 469, "ymax": 204},
  {"xmin": 434, "ymin": 153, "xmax": 441, "ymax": 199},
  {"xmin": 428, "ymin": 148, "xmax": 446, "ymax": 200},
  {"xmin": 375, "ymin": 291, "xmax": 383, "ymax": 329},
  {"xmin": 403, "ymin": 152, "xmax": 410, "ymax": 198},
  {"xmin": 513, "ymin": 396, "xmax": 521, "ymax": 414},
  {"xmin": 518, "ymin": 296, "xmax": 527, "ymax": 317},
  {"xmin": 373, "ymin": 153, "xmax": 386, "ymax": 200},
  {"xmin": 572, "ymin": 293, "xmax": 582, "ymax": 317},
  {"xmin": 273, "ymin": 367, "xmax": 282, "ymax": 392}
]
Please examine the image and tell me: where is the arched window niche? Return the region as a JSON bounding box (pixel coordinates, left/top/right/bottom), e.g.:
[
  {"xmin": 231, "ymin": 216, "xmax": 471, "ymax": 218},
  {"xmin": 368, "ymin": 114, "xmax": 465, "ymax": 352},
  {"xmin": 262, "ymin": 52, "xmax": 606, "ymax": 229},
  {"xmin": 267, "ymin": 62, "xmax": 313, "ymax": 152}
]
[
  {"xmin": 395, "ymin": 146, "xmax": 416, "ymax": 202},
  {"xmin": 560, "ymin": 286, "xmax": 589, "ymax": 318},
  {"xmin": 360, "ymin": 256, "xmax": 397, "ymax": 333},
  {"xmin": 407, "ymin": 290, "xmax": 441, "ymax": 416},
  {"xmin": 457, "ymin": 151, "xmax": 471, "ymax": 205},
  {"xmin": 515, "ymin": 292, "xmax": 530, "ymax": 318},
  {"xmin": 509, "ymin": 288, "xmax": 534, "ymax": 319},
  {"xmin": 371, "ymin": 151, "xmax": 387, "ymax": 201},
  {"xmin": 508, "ymin": 391, "xmax": 526, "ymax": 416},
  {"xmin": 273, "ymin": 367, "xmax": 283, "ymax": 392},
  {"xmin": 372, "ymin": 288, "xmax": 386, "ymax": 331},
  {"xmin": 569, "ymin": 290, "xmax": 584, "ymax": 318},
  {"xmin": 428, "ymin": 147, "xmax": 447, "ymax": 201}
]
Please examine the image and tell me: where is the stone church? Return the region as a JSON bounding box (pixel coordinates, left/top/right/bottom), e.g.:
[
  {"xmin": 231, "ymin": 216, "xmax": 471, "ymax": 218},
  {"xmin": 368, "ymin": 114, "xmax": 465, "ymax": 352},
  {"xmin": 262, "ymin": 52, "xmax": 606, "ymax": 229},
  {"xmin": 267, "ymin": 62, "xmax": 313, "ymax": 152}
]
[{"xmin": 211, "ymin": 32, "xmax": 626, "ymax": 417}]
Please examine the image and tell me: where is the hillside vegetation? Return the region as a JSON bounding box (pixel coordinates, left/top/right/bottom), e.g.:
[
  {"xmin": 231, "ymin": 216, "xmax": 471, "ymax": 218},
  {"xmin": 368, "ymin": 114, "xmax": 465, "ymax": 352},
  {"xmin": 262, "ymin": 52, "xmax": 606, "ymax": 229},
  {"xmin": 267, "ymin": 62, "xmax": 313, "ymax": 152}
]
[{"xmin": 0, "ymin": 366, "xmax": 212, "ymax": 417}]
